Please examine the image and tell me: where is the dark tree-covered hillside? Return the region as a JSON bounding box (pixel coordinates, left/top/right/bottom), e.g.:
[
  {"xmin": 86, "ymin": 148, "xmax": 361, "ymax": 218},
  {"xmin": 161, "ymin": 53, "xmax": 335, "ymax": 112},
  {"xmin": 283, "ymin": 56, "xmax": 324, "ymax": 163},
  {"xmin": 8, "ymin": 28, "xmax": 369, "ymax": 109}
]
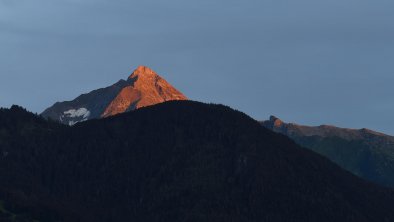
[{"xmin": 0, "ymin": 102, "xmax": 394, "ymax": 222}]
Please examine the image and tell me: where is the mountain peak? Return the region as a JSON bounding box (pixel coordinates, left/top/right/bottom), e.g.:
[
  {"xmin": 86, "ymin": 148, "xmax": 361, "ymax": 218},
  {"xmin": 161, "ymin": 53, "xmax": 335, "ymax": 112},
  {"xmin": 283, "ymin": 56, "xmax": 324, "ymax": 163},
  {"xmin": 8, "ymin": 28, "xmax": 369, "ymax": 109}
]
[
  {"xmin": 269, "ymin": 115, "xmax": 284, "ymax": 128},
  {"xmin": 103, "ymin": 65, "xmax": 188, "ymax": 118},
  {"xmin": 42, "ymin": 65, "xmax": 188, "ymax": 125},
  {"xmin": 128, "ymin": 65, "xmax": 157, "ymax": 80}
]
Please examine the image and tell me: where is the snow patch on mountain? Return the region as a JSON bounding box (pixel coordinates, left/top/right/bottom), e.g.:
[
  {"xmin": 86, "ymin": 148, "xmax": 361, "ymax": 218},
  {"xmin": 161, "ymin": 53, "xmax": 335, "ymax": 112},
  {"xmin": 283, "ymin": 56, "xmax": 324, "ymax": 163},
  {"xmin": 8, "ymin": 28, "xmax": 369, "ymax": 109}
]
[
  {"xmin": 60, "ymin": 108, "xmax": 91, "ymax": 126},
  {"xmin": 63, "ymin": 108, "xmax": 91, "ymax": 118},
  {"xmin": 68, "ymin": 120, "xmax": 81, "ymax": 126}
]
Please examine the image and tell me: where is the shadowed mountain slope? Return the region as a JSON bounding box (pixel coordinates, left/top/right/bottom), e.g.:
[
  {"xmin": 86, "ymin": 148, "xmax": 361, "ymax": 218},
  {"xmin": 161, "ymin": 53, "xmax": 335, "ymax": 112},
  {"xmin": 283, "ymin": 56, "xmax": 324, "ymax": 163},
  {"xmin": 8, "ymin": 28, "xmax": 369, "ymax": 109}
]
[
  {"xmin": 262, "ymin": 116, "xmax": 394, "ymax": 188},
  {"xmin": 1, "ymin": 102, "xmax": 394, "ymax": 221}
]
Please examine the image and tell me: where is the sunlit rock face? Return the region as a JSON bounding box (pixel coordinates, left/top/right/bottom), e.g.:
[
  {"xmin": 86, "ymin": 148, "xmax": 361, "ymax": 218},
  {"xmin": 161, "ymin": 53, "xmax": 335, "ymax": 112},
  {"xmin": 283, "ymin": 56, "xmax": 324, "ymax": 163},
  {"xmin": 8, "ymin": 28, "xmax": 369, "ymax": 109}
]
[
  {"xmin": 102, "ymin": 66, "xmax": 187, "ymax": 117},
  {"xmin": 41, "ymin": 66, "xmax": 188, "ymax": 125}
]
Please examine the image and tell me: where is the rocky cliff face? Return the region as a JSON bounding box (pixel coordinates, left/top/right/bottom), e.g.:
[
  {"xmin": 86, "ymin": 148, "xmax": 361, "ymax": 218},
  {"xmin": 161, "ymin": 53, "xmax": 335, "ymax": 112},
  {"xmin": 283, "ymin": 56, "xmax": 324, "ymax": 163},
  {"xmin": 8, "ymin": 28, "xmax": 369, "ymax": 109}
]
[{"xmin": 41, "ymin": 66, "xmax": 187, "ymax": 125}]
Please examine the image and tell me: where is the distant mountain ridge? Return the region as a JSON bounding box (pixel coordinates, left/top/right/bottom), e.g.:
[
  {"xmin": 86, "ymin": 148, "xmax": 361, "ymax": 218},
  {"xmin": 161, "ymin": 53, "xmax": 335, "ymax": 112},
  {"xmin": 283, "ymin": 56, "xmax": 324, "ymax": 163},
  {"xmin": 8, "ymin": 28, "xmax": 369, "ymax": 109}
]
[
  {"xmin": 41, "ymin": 66, "xmax": 187, "ymax": 125},
  {"xmin": 262, "ymin": 116, "xmax": 394, "ymax": 187},
  {"xmin": 263, "ymin": 116, "xmax": 391, "ymax": 140}
]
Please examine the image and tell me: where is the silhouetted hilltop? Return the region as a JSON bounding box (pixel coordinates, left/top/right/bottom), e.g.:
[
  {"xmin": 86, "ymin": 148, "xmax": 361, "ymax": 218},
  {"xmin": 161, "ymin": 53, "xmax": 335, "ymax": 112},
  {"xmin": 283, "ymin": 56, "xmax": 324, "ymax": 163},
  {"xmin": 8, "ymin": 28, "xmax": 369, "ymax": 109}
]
[{"xmin": 1, "ymin": 101, "xmax": 394, "ymax": 221}]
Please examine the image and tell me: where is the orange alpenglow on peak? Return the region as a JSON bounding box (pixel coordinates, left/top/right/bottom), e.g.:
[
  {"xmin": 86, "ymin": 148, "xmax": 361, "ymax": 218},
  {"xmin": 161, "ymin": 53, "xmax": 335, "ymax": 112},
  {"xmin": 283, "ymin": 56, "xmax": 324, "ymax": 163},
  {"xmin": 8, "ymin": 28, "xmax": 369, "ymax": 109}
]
[
  {"xmin": 102, "ymin": 66, "xmax": 188, "ymax": 117},
  {"xmin": 128, "ymin": 65, "xmax": 157, "ymax": 79},
  {"xmin": 41, "ymin": 65, "xmax": 188, "ymax": 125}
]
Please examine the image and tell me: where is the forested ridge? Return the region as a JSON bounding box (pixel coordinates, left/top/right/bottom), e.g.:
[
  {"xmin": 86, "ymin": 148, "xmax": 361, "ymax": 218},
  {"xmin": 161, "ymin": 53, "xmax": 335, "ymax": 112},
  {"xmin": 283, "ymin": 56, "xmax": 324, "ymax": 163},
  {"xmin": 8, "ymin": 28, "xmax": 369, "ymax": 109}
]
[{"xmin": 0, "ymin": 102, "xmax": 394, "ymax": 221}]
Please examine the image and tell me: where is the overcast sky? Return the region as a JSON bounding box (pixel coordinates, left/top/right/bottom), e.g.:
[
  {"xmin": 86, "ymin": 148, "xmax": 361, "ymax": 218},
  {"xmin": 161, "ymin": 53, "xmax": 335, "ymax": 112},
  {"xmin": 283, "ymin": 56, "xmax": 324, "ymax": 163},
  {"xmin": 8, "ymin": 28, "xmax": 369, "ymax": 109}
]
[{"xmin": 1, "ymin": 0, "xmax": 394, "ymax": 134}]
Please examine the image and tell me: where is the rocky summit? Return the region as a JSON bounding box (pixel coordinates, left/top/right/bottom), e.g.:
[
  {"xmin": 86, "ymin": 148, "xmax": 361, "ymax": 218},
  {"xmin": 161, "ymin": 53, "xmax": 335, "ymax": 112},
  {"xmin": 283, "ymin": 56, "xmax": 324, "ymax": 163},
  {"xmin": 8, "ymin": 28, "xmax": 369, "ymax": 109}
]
[{"xmin": 41, "ymin": 66, "xmax": 187, "ymax": 125}]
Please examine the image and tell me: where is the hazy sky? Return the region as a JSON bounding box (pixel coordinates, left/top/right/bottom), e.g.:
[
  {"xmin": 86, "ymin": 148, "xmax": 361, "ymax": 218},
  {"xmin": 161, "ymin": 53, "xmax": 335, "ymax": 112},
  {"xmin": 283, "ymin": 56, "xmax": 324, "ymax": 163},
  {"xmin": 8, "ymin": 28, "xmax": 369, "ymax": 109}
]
[{"xmin": 1, "ymin": 0, "xmax": 394, "ymax": 134}]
